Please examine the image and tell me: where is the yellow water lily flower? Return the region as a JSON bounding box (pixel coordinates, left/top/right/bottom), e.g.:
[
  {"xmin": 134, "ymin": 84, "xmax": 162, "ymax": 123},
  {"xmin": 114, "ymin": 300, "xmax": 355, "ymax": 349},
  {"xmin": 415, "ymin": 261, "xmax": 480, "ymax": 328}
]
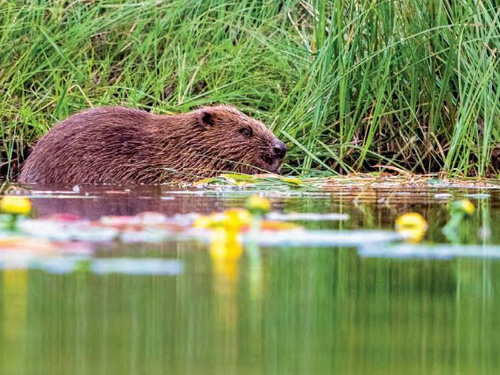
[
  {"xmin": 193, "ymin": 208, "xmax": 251, "ymax": 232},
  {"xmin": 395, "ymin": 212, "xmax": 428, "ymax": 243},
  {"xmin": 224, "ymin": 208, "xmax": 252, "ymax": 231},
  {"xmin": 452, "ymin": 200, "xmax": 475, "ymax": 216},
  {"xmin": 0, "ymin": 196, "xmax": 32, "ymax": 216},
  {"xmin": 442, "ymin": 199, "xmax": 476, "ymax": 243},
  {"xmin": 245, "ymin": 195, "xmax": 271, "ymax": 216}
]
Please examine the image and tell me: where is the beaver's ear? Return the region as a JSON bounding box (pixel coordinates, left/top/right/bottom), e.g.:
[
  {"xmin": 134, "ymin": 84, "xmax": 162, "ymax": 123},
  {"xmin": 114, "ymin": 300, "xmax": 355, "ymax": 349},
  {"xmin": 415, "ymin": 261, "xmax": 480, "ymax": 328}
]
[{"xmin": 198, "ymin": 110, "xmax": 215, "ymax": 127}]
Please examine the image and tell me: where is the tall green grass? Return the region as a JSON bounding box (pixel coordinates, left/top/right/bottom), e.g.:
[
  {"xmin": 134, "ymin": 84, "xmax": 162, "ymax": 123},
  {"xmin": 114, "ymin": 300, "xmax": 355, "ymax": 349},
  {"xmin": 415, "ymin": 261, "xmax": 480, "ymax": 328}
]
[{"xmin": 1, "ymin": 0, "xmax": 499, "ymax": 179}]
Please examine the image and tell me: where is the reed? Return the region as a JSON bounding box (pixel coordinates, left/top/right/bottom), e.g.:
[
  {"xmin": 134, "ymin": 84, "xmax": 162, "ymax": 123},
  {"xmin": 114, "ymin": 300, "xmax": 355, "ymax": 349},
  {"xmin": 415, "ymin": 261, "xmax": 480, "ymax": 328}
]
[{"xmin": 1, "ymin": 0, "xmax": 499, "ymax": 179}]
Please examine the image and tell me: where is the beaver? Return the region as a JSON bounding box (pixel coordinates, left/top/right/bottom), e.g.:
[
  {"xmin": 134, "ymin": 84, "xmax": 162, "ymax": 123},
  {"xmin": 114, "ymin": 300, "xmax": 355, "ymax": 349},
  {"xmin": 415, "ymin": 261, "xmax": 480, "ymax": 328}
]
[{"xmin": 18, "ymin": 105, "xmax": 287, "ymax": 185}]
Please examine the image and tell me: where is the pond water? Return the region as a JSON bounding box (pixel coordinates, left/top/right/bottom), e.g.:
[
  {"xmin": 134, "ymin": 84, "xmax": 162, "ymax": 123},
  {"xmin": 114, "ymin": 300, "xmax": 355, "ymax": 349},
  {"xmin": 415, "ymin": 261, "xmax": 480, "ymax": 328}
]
[{"xmin": 1, "ymin": 184, "xmax": 500, "ymax": 375}]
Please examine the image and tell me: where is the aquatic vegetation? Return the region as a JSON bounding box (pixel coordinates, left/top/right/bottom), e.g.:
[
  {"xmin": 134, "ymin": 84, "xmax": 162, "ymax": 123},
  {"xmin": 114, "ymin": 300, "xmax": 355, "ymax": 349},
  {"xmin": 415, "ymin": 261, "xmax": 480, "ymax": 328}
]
[
  {"xmin": 194, "ymin": 199, "xmax": 301, "ymax": 235},
  {"xmin": 0, "ymin": 191, "xmax": 470, "ymax": 253},
  {"xmin": 192, "ymin": 205, "xmax": 248, "ymax": 278},
  {"xmin": 316, "ymin": 175, "xmax": 500, "ymax": 190},
  {"xmin": 246, "ymin": 195, "xmax": 271, "ymax": 216},
  {"xmin": 4, "ymin": 193, "xmax": 404, "ymax": 252},
  {"xmin": 194, "ymin": 173, "xmax": 310, "ymax": 191},
  {"xmin": 0, "ymin": 197, "xmax": 184, "ymax": 274},
  {"xmin": 0, "ymin": 189, "xmax": 496, "ymax": 266},
  {"xmin": 451, "ymin": 200, "xmax": 475, "ymax": 217},
  {"xmin": 193, "ymin": 208, "xmax": 246, "ymax": 260},
  {"xmin": 0, "ymin": 196, "xmax": 32, "ymax": 215},
  {"xmin": 443, "ymin": 200, "xmax": 476, "ymax": 244},
  {"xmin": 194, "ymin": 208, "xmax": 251, "ymax": 232},
  {"xmin": 0, "ymin": 195, "xmax": 32, "ymax": 231},
  {"xmin": 191, "ymin": 174, "xmax": 500, "ymax": 194},
  {"xmin": 395, "ymin": 213, "xmax": 428, "ymax": 243}
]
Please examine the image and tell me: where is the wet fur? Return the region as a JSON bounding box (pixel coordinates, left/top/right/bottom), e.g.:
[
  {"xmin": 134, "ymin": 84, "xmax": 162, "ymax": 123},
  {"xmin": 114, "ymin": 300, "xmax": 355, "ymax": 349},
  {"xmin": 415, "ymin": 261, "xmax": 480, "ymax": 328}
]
[{"xmin": 18, "ymin": 105, "xmax": 284, "ymax": 184}]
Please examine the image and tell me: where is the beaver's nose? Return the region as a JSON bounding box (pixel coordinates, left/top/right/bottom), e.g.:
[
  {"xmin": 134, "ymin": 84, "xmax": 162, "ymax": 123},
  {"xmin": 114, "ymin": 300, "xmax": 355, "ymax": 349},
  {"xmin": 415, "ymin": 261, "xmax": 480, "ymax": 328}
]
[{"xmin": 272, "ymin": 141, "xmax": 287, "ymax": 158}]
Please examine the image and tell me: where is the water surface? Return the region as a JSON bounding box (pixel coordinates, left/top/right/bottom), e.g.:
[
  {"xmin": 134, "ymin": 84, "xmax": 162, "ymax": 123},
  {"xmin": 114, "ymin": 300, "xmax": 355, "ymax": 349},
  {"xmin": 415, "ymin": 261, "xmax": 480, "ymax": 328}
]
[{"xmin": 1, "ymin": 184, "xmax": 500, "ymax": 374}]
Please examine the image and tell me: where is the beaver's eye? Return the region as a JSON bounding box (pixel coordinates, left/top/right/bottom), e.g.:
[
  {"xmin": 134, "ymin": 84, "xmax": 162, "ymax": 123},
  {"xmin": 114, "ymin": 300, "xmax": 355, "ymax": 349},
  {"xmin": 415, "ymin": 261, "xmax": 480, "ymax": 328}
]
[{"xmin": 240, "ymin": 128, "xmax": 252, "ymax": 138}]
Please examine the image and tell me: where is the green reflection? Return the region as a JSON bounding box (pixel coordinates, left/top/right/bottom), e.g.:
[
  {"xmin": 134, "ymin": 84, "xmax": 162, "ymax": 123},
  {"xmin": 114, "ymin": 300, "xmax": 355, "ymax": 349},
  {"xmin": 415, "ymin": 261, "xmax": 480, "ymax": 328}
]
[{"xmin": 0, "ymin": 244, "xmax": 499, "ymax": 375}]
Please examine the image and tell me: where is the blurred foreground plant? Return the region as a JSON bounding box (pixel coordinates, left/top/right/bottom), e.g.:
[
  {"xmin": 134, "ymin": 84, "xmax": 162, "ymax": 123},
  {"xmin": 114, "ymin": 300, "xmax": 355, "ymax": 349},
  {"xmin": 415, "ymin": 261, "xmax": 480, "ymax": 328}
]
[
  {"xmin": 193, "ymin": 196, "xmax": 272, "ymax": 259},
  {"xmin": 443, "ymin": 200, "xmax": 475, "ymax": 244},
  {"xmin": 395, "ymin": 213, "xmax": 428, "ymax": 243},
  {"xmin": 0, "ymin": 196, "xmax": 32, "ymax": 231}
]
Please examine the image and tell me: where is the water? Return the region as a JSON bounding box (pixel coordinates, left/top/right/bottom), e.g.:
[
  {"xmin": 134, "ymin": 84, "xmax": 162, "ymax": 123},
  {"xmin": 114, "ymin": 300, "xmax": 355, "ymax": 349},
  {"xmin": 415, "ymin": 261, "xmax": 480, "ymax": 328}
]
[{"xmin": 1, "ymin": 184, "xmax": 500, "ymax": 374}]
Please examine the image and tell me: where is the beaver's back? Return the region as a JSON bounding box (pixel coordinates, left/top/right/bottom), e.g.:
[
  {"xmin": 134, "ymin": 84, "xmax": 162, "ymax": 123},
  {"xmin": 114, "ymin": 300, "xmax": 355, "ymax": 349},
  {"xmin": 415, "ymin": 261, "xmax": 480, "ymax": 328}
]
[{"xmin": 18, "ymin": 107, "xmax": 161, "ymax": 184}]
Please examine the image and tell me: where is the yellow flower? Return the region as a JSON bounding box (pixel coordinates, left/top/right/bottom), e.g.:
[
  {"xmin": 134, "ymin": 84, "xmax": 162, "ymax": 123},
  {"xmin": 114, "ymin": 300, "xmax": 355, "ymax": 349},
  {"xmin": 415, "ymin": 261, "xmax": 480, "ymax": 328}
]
[
  {"xmin": 224, "ymin": 208, "xmax": 251, "ymax": 230},
  {"xmin": 0, "ymin": 196, "xmax": 32, "ymax": 216},
  {"xmin": 395, "ymin": 212, "xmax": 428, "ymax": 243},
  {"xmin": 193, "ymin": 209, "xmax": 251, "ymax": 233},
  {"xmin": 245, "ymin": 195, "xmax": 271, "ymax": 215},
  {"xmin": 453, "ymin": 200, "xmax": 475, "ymax": 216}
]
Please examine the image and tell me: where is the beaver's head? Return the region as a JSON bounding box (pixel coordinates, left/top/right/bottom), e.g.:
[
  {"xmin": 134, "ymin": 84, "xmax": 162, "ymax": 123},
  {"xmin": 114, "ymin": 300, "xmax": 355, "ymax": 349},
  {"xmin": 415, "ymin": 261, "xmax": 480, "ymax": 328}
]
[{"xmin": 192, "ymin": 105, "xmax": 286, "ymax": 175}]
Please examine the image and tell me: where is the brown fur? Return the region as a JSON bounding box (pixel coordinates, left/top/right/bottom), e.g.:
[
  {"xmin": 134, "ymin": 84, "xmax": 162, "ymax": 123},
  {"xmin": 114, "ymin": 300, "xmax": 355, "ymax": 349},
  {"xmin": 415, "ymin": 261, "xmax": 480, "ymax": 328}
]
[{"xmin": 18, "ymin": 105, "xmax": 286, "ymax": 184}]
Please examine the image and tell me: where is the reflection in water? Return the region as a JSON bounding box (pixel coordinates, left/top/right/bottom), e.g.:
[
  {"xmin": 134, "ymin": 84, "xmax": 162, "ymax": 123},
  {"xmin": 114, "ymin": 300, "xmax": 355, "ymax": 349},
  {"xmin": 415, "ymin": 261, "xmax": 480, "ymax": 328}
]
[
  {"xmin": 247, "ymin": 244, "xmax": 263, "ymax": 300},
  {"xmin": 1, "ymin": 185, "xmax": 500, "ymax": 373},
  {"xmin": 0, "ymin": 242, "xmax": 500, "ymax": 373},
  {"xmin": 1, "ymin": 270, "xmax": 28, "ymax": 374},
  {"xmin": 210, "ymin": 234, "xmax": 243, "ymax": 374},
  {"xmin": 210, "ymin": 230, "xmax": 243, "ymax": 283}
]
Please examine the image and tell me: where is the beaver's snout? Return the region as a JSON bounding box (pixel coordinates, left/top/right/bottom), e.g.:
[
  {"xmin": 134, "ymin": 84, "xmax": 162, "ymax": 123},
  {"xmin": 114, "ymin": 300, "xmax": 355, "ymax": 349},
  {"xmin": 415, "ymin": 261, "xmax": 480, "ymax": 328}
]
[
  {"xmin": 263, "ymin": 139, "xmax": 286, "ymax": 174},
  {"xmin": 272, "ymin": 140, "xmax": 287, "ymax": 158}
]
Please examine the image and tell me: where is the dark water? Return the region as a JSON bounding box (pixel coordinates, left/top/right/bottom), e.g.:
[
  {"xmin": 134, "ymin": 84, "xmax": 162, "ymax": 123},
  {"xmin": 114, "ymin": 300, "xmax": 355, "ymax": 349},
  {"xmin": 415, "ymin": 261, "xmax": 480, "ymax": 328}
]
[{"xmin": 1, "ymin": 184, "xmax": 500, "ymax": 374}]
